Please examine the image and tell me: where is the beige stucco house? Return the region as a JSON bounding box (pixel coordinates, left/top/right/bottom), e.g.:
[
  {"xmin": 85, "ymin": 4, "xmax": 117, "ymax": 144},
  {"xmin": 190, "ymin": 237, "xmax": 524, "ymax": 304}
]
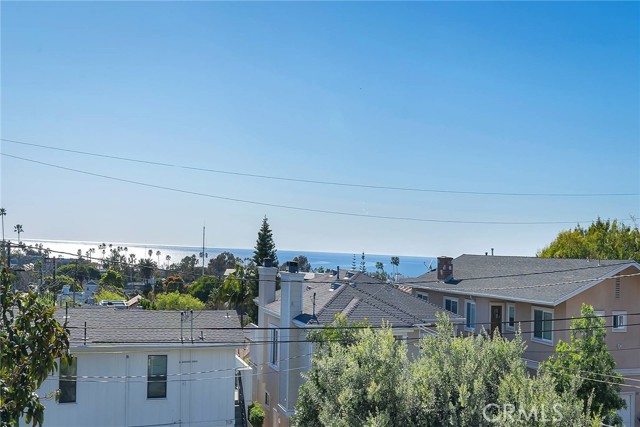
[
  {"xmin": 248, "ymin": 262, "xmax": 462, "ymax": 427},
  {"xmin": 401, "ymin": 254, "xmax": 640, "ymax": 427}
]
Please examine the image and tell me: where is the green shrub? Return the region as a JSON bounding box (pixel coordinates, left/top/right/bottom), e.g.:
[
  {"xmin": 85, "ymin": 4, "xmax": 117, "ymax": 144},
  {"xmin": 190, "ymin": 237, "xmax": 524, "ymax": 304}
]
[{"xmin": 248, "ymin": 402, "xmax": 265, "ymax": 427}]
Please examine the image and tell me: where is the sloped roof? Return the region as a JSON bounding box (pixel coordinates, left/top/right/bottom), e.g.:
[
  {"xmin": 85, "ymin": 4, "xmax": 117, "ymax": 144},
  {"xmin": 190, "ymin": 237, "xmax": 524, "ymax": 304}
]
[
  {"xmin": 265, "ymin": 271, "xmax": 462, "ymax": 327},
  {"xmin": 56, "ymin": 308, "xmax": 244, "ymax": 346},
  {"xmin": 402, "ymin": 254, "xmax": 640, "ymax": 306}
]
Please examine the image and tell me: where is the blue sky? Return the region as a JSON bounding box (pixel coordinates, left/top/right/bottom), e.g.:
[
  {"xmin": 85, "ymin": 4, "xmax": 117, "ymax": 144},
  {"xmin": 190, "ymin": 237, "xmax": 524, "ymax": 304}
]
[{"xmin": 1, "ymin": 2, "xmax": 638, "ymax": 257}]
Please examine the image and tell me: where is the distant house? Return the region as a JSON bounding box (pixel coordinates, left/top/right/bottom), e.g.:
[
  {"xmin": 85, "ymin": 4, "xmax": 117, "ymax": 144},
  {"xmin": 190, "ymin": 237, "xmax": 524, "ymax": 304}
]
[
  {"xmin": 249, "ymin": 263, "xmax": 462, "ymax": 427},
  {"xmin": 401, "ymin": 254, "xmax": 640, "ymax": 426},
  {"xmin": 30, "ymin": 308, "xmax": 251, "ymax": 427}
]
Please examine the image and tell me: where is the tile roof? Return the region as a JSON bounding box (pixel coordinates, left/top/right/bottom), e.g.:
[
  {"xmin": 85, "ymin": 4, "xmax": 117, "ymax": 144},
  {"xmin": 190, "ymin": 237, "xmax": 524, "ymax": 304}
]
[
  {"xmin": 264, "ymin": 271, "xmax": 462, "ymax": 327},
  {"xmin": 402, "ymin": 254, "xmax": 640, "ymax": 305},
  {"xmin": 56, "ymin": 307, "xmax": 244, "ymax": 346}
]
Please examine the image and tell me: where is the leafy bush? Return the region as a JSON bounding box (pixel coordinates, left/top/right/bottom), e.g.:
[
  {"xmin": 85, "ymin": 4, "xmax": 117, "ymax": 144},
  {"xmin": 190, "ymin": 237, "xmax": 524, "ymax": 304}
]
[
  {"xmin": 155, "ymin": 292, "xmax": 205, "ymax": 310},
  {"xmin": 248, "ymin": 402, "xmax": 265, "ymax": 427}
]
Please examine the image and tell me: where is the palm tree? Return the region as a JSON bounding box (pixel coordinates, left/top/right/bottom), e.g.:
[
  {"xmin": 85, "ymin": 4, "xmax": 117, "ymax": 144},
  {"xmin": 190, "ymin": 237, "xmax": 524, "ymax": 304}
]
[
  {"xmin": 165, "ymin": 254, "xmax": 171, "ymax": 267},
  {"xmin": 390, "ymin": 256, "xmax": 400, "ymax": 281},
  {"xmin": 148, "ymin": 249, "xmax": 153, "ymax": 258},
  {"xmin": 156, "ymin": 250, "xmax": 161, "ymax": 267},
  {"xmin": 14, "ymin": 224, "xmax": 24, "ymax": 243}
]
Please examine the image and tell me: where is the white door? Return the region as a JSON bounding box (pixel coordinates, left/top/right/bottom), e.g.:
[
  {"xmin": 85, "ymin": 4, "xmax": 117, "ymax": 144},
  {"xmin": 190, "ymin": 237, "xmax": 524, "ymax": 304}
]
[{"xmin": 617, "ymin": 393, "xmax": 633, "ymax": 427}]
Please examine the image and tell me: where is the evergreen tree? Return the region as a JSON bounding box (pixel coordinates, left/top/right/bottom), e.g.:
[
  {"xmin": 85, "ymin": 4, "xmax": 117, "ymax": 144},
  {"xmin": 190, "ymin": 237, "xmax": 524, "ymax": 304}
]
[
  {"xmin": 253, "ymin": 216, "xmax": 278, "ymax": 267},
  {"xmin": 360, "ymin": 252, "xmax": 366, "ymax": 272}
]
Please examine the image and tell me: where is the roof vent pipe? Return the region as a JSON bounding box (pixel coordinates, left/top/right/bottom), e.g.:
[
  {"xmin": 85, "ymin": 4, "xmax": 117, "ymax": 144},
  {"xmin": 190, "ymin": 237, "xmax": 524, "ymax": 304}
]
[{"xmin": 491, "ymin": 248, "xmax": 494, "ymax": 256}]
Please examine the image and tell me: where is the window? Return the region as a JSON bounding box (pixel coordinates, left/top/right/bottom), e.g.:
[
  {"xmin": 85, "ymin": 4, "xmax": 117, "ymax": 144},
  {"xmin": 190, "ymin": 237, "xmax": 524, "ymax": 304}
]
[
  {"xmin": 506, "ymin": 304, "xmax": 516, "ymax": 331},
  {"xmin": 269, "ymin": 324, "xmax": 279, "ymax": 367},
  {"xmin": 612, "ymin": 311, "xmax": 627, "ymax": 332},
  {"xmin": 444, "ymin": 297, "xmax": 458, "ymax": 314},
  {"xmin": 416, "ymin": 292, "xmax": 429, "ymax": 302},
  {"xmin": 147, "ymin": 355, "xmax": 167, "ymax": 398},
  {"xmin": 465, "ymin": 300, "xmax": 476, "ymax": 331},
  {"xmin": 533, "ymin": 308, "xmax": 553, "ymax": 343},
  {"xmin": 59, "ymin": 356, "xmax": 77, "ymax": 403},
  {"xmin": 264, "ymin": 391, "xmax": 270, "ymax": 407}
]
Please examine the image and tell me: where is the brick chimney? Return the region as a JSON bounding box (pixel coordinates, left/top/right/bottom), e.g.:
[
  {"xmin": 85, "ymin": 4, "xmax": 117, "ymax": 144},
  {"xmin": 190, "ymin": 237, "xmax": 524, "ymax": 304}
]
[{"xmin": 437, "ymin": 256, "xmax": 453, "ymax": 282}]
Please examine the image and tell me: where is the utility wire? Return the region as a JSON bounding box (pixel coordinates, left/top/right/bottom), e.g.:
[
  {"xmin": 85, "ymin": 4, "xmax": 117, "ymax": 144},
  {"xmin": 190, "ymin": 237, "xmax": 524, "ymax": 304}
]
[
  {"xmin": 2, "ymin": 153, "xmax": 628, "ymax": 226},
  {"xmin": 4, "ymin": 138, "xmax": 637, "ymax": 197}
]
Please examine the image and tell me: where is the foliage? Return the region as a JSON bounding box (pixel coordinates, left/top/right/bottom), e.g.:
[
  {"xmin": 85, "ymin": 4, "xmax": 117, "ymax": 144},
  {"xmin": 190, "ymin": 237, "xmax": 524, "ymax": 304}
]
[
  {"xmin": 42, "ymin": 274, "xmax": 78, "ymax": 294},
  {"xmin": 177, "ymin": 255, "xmax": 199, "ymax": 283},
  {"xmin": 207, "ymin": 252, "xmax": 237, "ymax": 277},
  {"xmin": 188, "ymin": 275, "xmax": 220, "ymax": 303},
  {"xmin": 253, "ymin": 216, "xmax": 278, "ymax": 267},
  {"xmin": 306, "ymin": 315, "xmax": 370, "ymax": 351},
  {"xmin": 538, "ymin": 218, "xmax": 640, "ymax": 262},
  {"xmin": 215, "ymin": 264, "xmax": 254, "ymax": 318},
  {"xmin": 371, "ymin": 262, "xmax": 390, "ymax": 282},
  {"xmin": 294, "ymin": 315, "xmax": 600, "ymax": 427},
  {"xmin": 0, "ymin": 268, "xmax": 70, "ymax": 426},
  {"xmin": 542, "ymin": 304, "xmax": 626, "ymax": 425},
  {"xmin": 293, "ymin": 255, "xmax": 311, "ymax": 272},
  {"xmin": 56, "ymin": 263, "xmax": 101, "ymax": 282},
  {"xmin": 248, "ymin": 402, "xmax": 265, "ymax": 427},
  {"xmin": 98, "ymin": 269, "xmax": 125, "ymax": 292},
  {"xmin": 138, "ymin": 258, "xmax": 156, "ymax": 282},
  {"xmin": 93, "ymin": 289, "xmax": 125, "ymax": 302},
  {"xmin": 155, "ymin": 292, "xmax": 205, "ymax": 310},
  {"xmin": 163, "ymin": 275, "xmax": 185, "ymax": 294}
]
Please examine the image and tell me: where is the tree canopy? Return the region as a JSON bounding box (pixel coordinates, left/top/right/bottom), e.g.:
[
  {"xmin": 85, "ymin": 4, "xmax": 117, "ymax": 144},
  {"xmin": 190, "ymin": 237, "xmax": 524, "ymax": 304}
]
[
  {"xmin": 155, "ymin": 292, "xmax": 205, "ymax": 310},
  {"xmin": 295, "ymin": 316, "xmax": 601, "ymax": 427},
  {"xmin": 0, "ymin": 268, "xmax": 70, "ymax": 426},
  {"xmin": 98, "ymin": 269, "xmax": 125, "ymax": 292},
  {"xmin": 207, "ymin": 252, "xmax": 236, "ymax": 277},
  {"xmin": 253, "ymin": 216, "xmax": 278, "ymax": 267},
  {"xmin": 538, "ymin": 218, "xmax": 640, "ymax": 262},
  {"xmin": 56, "ymin": 263, "xmax": 101, "ymax": 282},
  {"xmin": 188, "ymin": 275, "xmax": 220, "ymax": 303},
  {"xmin": 542, "ymin": 304, "xmax": 626, "ymax": 425}
]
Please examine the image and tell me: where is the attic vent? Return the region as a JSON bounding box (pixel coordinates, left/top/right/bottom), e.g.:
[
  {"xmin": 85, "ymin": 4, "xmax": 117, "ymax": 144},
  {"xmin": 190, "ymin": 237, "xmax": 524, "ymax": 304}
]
[
  {"xmin": 615, "ymin": 277, "xmax": 621, "ymax": 299},
  {"xmin": 330, "ymin": 282, "xmax": 341, "ymax": 290}
]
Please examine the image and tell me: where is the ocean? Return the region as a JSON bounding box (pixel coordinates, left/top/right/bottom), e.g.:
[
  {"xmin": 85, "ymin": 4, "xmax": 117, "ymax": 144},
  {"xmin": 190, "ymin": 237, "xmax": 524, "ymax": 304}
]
[{"xmin": 23, "ymin": 239, "xmax": 435, "ymax": 279}]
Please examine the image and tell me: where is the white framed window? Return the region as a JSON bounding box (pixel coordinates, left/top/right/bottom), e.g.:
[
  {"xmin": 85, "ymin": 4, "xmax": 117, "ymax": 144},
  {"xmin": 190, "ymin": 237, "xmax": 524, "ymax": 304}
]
[
  {"xmin": 416, "ymin": 291, "xmax": 429, "ymax": 302},
  {"xmin": 612, "ymin": 311, "xmax": 627, "ymax": 332},
  {"xmin": 147, "ymin": 355, "xmax": 167, "ymax": 399},
  {"xmin": 532, "ymin": 307, "xmax": 553, "ymax": 344},
  {"xmin": 59, "ymin": 356, "xmax": 77, "ymax": 404},
  {"xmin": 444, "ymin": 297, "xmax": 459, "ymax": 314},
  {"xmin": 268, "ymin": 324, "xmax": 279, "ymax": 368},
  {"xmin": 465, "ymin": 300, "xmax": 476, "ymax": 332},
  {"xmin": 506, "ymin": 304, "xmax": 516, "ymax": 331}
]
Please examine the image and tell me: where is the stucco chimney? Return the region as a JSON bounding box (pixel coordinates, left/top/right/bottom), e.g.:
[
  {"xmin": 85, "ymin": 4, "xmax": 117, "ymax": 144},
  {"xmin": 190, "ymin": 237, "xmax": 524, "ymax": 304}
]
[
  {"xmin": 258, "ymin": 261, "xmax": 277, "ymax": 306},
  {"xmin": 280, "ymin": 267, "xmax": 306, "ymax": 322},
  {"xmin": 437, "ymin": 256, "xmax": 453, "ymax": 282}
]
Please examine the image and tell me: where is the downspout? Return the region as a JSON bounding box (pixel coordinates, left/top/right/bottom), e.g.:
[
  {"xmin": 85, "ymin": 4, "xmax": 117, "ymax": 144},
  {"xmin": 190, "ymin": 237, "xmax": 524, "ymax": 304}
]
[{"xmin": 124, "ymin": 354, "xmax": 129, "ymax": 427}]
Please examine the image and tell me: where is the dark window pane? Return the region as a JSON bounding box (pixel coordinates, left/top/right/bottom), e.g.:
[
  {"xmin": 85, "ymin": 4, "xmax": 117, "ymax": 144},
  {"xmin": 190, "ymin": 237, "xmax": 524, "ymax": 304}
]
[
  {"xmin": 148, "ymin": 355, "xmax": 167, "ymax": 398},
  {"xmin": 59, "ymin": 357, "xmax": 77, "ymax": 404}
]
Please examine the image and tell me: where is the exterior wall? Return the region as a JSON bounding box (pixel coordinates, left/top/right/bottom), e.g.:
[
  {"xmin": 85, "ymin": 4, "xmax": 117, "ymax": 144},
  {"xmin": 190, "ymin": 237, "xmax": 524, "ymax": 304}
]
[
  {"xmin": 410, "ymin": 270, "xmax": 640, "ymax": 426},
  {"xmin": 31, "ymin": 346, "xmax": 237, "ymax": 427}
]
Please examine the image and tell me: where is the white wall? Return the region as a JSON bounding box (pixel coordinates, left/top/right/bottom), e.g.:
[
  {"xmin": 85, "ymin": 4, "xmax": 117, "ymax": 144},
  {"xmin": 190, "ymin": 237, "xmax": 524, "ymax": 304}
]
[{"xmin": 31, "ymin": 346, "xmax": 238, "ymax": 427}]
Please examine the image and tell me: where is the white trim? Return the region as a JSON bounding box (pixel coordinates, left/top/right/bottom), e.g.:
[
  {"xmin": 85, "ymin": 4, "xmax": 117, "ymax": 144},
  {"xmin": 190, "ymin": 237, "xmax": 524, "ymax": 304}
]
[
  {"xmin": 616, "ymin": 368, "xmax": 640, "ymax": 375},
  {"xmin": 268, "ymin": 323, "xmax": 279, "ymax": 370},
  {"xmin": 444, "ymin": 296, "xmax": 459, "ymax": 315},
  {"xmin": 506, "ymin": 303, "xmax": 516, "ymax": 332},
  {"xmin": 612, "ymin": 311, "xmax": 627, "ymax": 332},
  {"xmin": 464, "ymin": 300, "xmax": 476, "ymax": 332},
  {"xmin": 405, "ymin": 286, "xmax": 552, "ymax": 306},
  {"xmin": 531, "ymin": 306, "xmax": 554, "ymax": 345}
]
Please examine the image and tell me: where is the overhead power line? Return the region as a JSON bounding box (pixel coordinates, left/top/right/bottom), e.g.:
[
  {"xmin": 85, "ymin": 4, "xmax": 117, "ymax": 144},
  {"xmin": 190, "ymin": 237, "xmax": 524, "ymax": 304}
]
[
  {"xmin": 2, "ymin": 153, "xmax": 628, "ymax": 226},
  {"xmin": 3, "ymin": 138, "xmax": 638, "ymax": 197}
]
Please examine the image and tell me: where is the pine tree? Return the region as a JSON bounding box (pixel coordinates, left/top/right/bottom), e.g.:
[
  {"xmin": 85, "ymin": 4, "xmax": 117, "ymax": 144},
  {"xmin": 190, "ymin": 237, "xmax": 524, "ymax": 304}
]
[
  {"xmin": 253, "ymin": 216, "xmax": 278, "ymax": 267},
  {"xmin": 360, "ymin": 252, "xmax": 366, "ymax": 272},
  {"xmin": 351, "ymin": 254, "xmax": 356, "ymax": 270}
]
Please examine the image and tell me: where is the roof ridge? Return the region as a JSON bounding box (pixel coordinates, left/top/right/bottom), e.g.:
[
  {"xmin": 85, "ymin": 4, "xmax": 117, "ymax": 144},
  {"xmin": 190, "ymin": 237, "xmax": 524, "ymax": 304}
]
[{"xmin": 315, "ymin": 283, "xmax": 349, "ymax": 318}]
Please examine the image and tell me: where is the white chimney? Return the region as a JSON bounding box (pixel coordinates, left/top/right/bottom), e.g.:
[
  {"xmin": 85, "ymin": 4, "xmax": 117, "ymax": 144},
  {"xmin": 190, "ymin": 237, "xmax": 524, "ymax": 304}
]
[{"xmin": 257, "ymin": 261, "xmax": 277, "ymax": 306}]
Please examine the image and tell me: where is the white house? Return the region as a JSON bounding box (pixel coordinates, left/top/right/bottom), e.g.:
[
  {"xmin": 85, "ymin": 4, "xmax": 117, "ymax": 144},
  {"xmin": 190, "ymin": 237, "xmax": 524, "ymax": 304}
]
[
  {"xmin": 249, "ymin": 262, "xmax": 462, "ymax": 427},
  {"xmin": 27, "ymin": 307, "xmax": 250, "ymax": 427}
]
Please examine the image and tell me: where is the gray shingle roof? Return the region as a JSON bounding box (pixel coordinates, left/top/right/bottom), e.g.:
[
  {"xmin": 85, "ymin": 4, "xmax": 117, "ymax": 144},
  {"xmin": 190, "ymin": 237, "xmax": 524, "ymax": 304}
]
[
  {"xmin": 265, "ymin": 272, "xmax": 462, "ymax": 327},
  {"xmin": 403, "ymin": 254, "xmax": 640, "ymax": 305},
  {"xmin": 56, "ymin": 308, "xmax": 244, "ymax": 346}
]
